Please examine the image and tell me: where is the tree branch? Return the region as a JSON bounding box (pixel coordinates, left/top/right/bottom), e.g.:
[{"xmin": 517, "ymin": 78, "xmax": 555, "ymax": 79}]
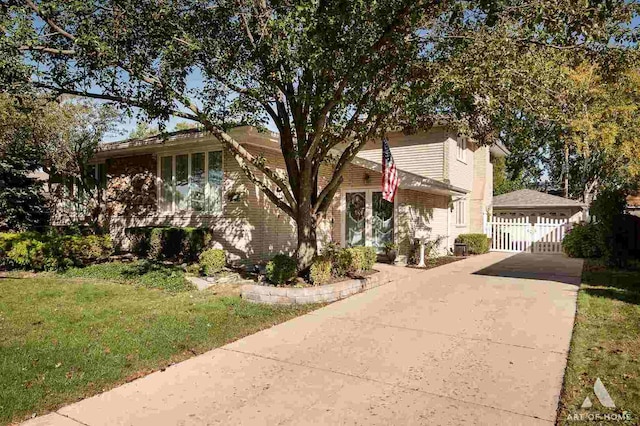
[
  {"xmin": 18, "ymin": 45, "xmax": 75, "ymax": 55},
  {"xmin": 314, "ymin": 115, "xmax": 382, "ymax": 213},
  {"xmin": 24, "ymin": 0, "xmax": 76, "ymax": 41},
  {"xmin": 32, "ymin": 82, "xmax": 199, "ymax": 121}
]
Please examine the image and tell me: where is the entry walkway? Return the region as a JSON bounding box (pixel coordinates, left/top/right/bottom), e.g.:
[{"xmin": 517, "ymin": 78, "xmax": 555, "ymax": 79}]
[{"xmin": 25, "ymin": 252, "xmax": 582, "ymax": 425}]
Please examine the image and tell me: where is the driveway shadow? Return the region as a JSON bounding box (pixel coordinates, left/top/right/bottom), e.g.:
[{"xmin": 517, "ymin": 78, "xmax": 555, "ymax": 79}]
[{"xmin": 473, "ymin": 253, "xmax": 583, "ymax": 286}]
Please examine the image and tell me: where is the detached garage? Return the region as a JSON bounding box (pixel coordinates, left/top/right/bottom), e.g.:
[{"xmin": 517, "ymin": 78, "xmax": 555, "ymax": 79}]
[{"xmin": 492, "ymin": 189, "xmax": 587, "ymax": 224}]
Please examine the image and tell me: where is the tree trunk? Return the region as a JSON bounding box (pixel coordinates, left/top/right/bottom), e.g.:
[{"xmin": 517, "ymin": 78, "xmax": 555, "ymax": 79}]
[
  {"xmin": 295, "ymin": 207, "xmax": 317, "ymax": 273},
  {"xmin": 564, "ymin": 143, "xmax": 569, "ymax": 198}
]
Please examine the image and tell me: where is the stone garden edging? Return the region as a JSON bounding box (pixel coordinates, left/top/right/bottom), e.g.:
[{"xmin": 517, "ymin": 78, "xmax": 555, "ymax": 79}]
[{"xmin": 241, "ymin": 269, "xmax": 397, "ymax": 305}]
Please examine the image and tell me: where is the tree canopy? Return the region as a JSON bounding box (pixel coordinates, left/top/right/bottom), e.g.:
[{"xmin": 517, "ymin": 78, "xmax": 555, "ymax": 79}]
[{"xmin": 2, "ymin": 0, "xmax": 638, "ymax": 269}]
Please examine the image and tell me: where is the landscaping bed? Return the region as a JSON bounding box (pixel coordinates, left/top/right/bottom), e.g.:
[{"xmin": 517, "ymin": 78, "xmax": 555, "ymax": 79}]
[
  {"xmin": 242, "ymin": 268, "xmax": 390, "ymax": 305},
  {"xmin": 407, "ymin": 256, "xmax": 463, "ymax": 270},
  {"xmin": 0, "ymin": 275, "xmax": 317, "ymax": 425},
  {"xmin": 557, "ymin": 259, "xmax": 640, "ymax": 424}
]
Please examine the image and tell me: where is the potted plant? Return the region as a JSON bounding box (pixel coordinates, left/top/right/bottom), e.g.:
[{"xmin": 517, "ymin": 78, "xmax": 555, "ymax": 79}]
[{"xmin": 383, "ymin": 242, "xmax": 399, "ymax": 264}]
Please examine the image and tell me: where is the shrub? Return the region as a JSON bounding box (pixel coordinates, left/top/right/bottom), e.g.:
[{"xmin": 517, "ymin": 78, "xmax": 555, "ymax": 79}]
[
  {"xmin": 345, "ymin": 246, "xmax": 377, "ymax": 274},
  {"xmin": 455, "ymin": 234, "xmax": 490, "ymax": 254},
  {"xmin": 309, "ymin": 257, "xmax": 332, "ymax": 285},
  {"xmin": 149, "ymin": 228, "xmax": 163, "ymax": 260},
  {"xmin": 0, "ymin": 232, "xmax": 113, "ymax": 270},
  {"xmin": 199, "ymin": 249, "xmax": 226, "ymax": 276},
  {"xmin": 332, "ymin": 249, "xmax": 352, "ymax": 277},
  {"xmin": 562, "ymin": 223, "xmax": 602, "ymax": 258},
  {"xmin": 125, "ymin": 227, "xmax": 213, "ymax": 262},
  {"xmin": 185, "ymin": 263, "xmax": 202, "ymax": 275},
  {"xmin": 266, "ymin": 254, "xmax": 297, "ymax": 284},
  {"xmin": 7, "ymin": 239, "xmax": 47, "ymax": 270}
]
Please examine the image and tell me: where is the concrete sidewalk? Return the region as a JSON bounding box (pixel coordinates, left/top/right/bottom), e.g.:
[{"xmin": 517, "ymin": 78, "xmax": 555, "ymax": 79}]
[{"xmin": 24, "ymin": 252, "xmax": 582, "ymax": 426}]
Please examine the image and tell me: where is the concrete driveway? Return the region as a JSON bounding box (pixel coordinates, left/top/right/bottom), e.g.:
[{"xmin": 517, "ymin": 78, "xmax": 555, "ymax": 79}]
[{"xmin": 25, "ymin": 252, "xmax": 582, "ymax": 426}]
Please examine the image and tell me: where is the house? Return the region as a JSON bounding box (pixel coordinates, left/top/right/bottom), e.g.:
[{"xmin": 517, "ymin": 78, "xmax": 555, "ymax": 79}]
[
  {"xmin": 492, "ymin": 189, "xmax": 587, "ymax": 223},
  {"xmin": 627, "ymin": 193, "xmax": 640, "ymax": 217},
  {"xmin": 57, "ymin": 126, "xmax": 507, "ymax": 265}
]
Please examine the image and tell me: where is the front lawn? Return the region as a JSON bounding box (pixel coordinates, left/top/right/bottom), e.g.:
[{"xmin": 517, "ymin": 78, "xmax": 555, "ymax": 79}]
[
  {"xmin": 58, "ymin": 260, "xmax": 195, "ymax": 292},
  {"xmin": 0, "ymin": 275, "xmax": 317, "ymax": 425},
  {"xmin": 557, "ymin": 259, "xmax": 640, "ymax": 424}
]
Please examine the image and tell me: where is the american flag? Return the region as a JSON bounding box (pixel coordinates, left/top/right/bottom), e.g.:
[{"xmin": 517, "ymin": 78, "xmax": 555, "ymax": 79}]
[{"xmin": 382, "ymin": 137, "xmax": 398, "ymax": 202}]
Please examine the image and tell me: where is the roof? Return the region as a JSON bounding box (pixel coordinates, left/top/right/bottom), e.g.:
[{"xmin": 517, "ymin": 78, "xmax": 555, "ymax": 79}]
[
  {"xmin": 96, "ymin": 126, "xmax": 467, "ymax": 196},
  {"xmin": 493, "ymin": 189, "xmax": 586, "ymax": 209}
]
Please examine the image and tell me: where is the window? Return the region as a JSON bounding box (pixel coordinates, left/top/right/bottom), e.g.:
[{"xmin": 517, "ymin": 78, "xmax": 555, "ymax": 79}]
[
  {"xmin": 158, "ymin": 151, "xmax": 223, "ymax": 213},
  {"xmin": 456, "ymin": 136, "xmax": 467, "ymax": 162},
  {"xmin": 455, "ymin": 199, "xmax": 466, "ymax": 226}
]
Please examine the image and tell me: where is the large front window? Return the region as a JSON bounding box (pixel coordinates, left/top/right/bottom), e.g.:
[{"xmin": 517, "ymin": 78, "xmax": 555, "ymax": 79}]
[{"xmin": 158, "ymin": 151, "xmax": 222, "ymax": 213}]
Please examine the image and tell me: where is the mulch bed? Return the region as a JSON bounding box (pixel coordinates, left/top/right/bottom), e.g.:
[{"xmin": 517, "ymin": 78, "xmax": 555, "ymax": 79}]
[{"xmin": 406, "ymin": 256, "xmax": 464, "ymax": 270}]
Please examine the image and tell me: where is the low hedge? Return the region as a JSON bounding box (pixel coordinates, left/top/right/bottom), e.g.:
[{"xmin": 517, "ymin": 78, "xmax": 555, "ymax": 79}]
[
  {"xmin": 455, "ymin": 233, "xmax": 490, "ymax": 254},
  {"xmin": 345, "ymin": 246, "xmax": 377, "ymax": 274},
  {"xmin": 125, "ymin": 227, "xmax": 212, "ymax": 262},
  {"xmin": 562, "ymin": 222, "xmax": 602, "ymax": 258},
  {"xmin": 320, "ymin": 244, "xmax": 377, "ymax": 277},
  {"xmin": 0, "ymin": 232, "xmax": 113, "ymax": 271},
  {"xmin": 266, "ymin": 254, "xmax": 297, "ymax": 284}
]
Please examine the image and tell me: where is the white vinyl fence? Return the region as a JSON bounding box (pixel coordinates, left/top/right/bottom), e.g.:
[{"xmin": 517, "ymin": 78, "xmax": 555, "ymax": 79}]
[{"xmin": 485, "ymin": 216, "xmax": 570, "ymax": 254}]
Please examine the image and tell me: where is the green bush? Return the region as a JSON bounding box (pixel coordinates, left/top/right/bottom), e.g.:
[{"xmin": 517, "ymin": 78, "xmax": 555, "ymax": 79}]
[
  {"xmin": 320, "ymin": 244, "xmax": 377, "ymax": 277},
  {"xmin": 125, "ymin": 227, "xmax": 213, "ymax": 262},
  {"xmin": 455, "ymin": 234, "xmax": 490, "ymax": 254},
  {"xmin": 309, "ymin": 257, "xmax": 332, "ymax": 285},
  {"xmin": 149, "ymin": 228, "xmax": 163, "ymax": 260},
  {"xmin": 562, "ymin": 222, "xmax": 603, "ymax": 258},
  {"xmin": 0, "ymin": 232, "xmax": 113, "ymax": 270},
  {"xmin": 7, "ymin": 239, "xmax": 46, "ymax": 270},
  {"xmin": 266, "ymin": 254, "xmax": 297, "ymax": 284},
  {"xmin": 199, "ymin": 249, "xmax": 226, "ymax": 276},
  {"xmin": 345, "ymin": 246, "xmax": 377, "ymax": 274}
]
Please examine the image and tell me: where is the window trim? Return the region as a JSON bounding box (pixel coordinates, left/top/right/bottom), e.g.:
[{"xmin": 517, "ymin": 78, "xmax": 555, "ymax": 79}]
[
  {"xmin": 156, "ymin": 148, "xmax": 224, "ymax": 215},
  {"xmin": 455, "ymin": 198, "xmax": 466, "ymax": 227},
  {"xmin": 456, "ymin": 136, "xmax": 467, "ymax": 163}
]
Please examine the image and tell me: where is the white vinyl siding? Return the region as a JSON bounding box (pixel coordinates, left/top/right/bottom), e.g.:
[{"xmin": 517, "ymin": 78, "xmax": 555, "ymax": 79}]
[{"xmin": 356, "ymin": 129, "xmax": 446, "ymax": 180}]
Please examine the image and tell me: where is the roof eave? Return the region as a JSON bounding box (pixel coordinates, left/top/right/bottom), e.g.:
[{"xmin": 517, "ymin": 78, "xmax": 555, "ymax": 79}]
[{"xmin": 493, "ymin": 204, "xmax": 587, "ymax": 209}]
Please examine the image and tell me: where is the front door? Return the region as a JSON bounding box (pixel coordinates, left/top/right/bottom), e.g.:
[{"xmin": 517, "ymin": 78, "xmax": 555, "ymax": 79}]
[{"xmin": 344, "ymin": 190, "xmax": 394, "ymax": 250}]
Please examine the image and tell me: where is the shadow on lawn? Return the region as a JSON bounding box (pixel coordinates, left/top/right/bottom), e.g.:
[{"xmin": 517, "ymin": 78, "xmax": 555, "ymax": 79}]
[{"xmin": 581, "ymin": 264, "xmax": 640, "ymax": 305}]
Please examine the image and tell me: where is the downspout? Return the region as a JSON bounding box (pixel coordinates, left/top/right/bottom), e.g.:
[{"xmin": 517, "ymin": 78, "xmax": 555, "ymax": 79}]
[{"xmin": 447, "ymin": 198, "xmax": 451, "ymax": 253}]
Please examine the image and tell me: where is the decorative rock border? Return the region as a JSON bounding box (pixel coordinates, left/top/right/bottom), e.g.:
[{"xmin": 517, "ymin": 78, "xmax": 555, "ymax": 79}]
[{"xmin": 241, "ymin": 269, "xmax": 395, "ymax": 305}]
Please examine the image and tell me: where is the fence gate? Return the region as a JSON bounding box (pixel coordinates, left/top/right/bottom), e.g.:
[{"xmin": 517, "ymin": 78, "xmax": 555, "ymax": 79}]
[{"xmin": 484, "ymin": 216, "xmax": 569, "ymax": 254}]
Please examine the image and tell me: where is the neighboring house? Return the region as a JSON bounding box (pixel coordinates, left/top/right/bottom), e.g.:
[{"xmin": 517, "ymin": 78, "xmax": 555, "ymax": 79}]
[
  {"xmin": 627, "ymin": 193, "xmax": 640, "ymax": 217},
  {"xmin": 492, "ymin": 189, "xmax": 587, "ymax": 223},
  {"xmin": 54, "ymin": 126, "xmax": 507, "ymax": 265}
]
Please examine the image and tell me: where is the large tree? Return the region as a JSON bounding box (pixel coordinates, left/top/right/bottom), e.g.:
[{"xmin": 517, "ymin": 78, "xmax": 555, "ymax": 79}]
[
  {"xmin": 0, "ymin": 93, "xmax": 119, "ymax": 229},
  {"xmin": 2, "ymin": 0, "xmax": 637, "ymax": 270}
]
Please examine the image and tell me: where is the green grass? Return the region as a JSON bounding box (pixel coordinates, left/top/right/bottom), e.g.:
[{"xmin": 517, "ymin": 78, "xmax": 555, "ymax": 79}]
[
  {"xmin": 58, "ymin": 260, "xmax": 195, "ymax": 292},
  {"xmin": 0, "ymin": 275, "xmax": 317, "ymax": 425},
  {"xmin": 557, "ymin": 259, "xmax": 640, "ymax": 424}
]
